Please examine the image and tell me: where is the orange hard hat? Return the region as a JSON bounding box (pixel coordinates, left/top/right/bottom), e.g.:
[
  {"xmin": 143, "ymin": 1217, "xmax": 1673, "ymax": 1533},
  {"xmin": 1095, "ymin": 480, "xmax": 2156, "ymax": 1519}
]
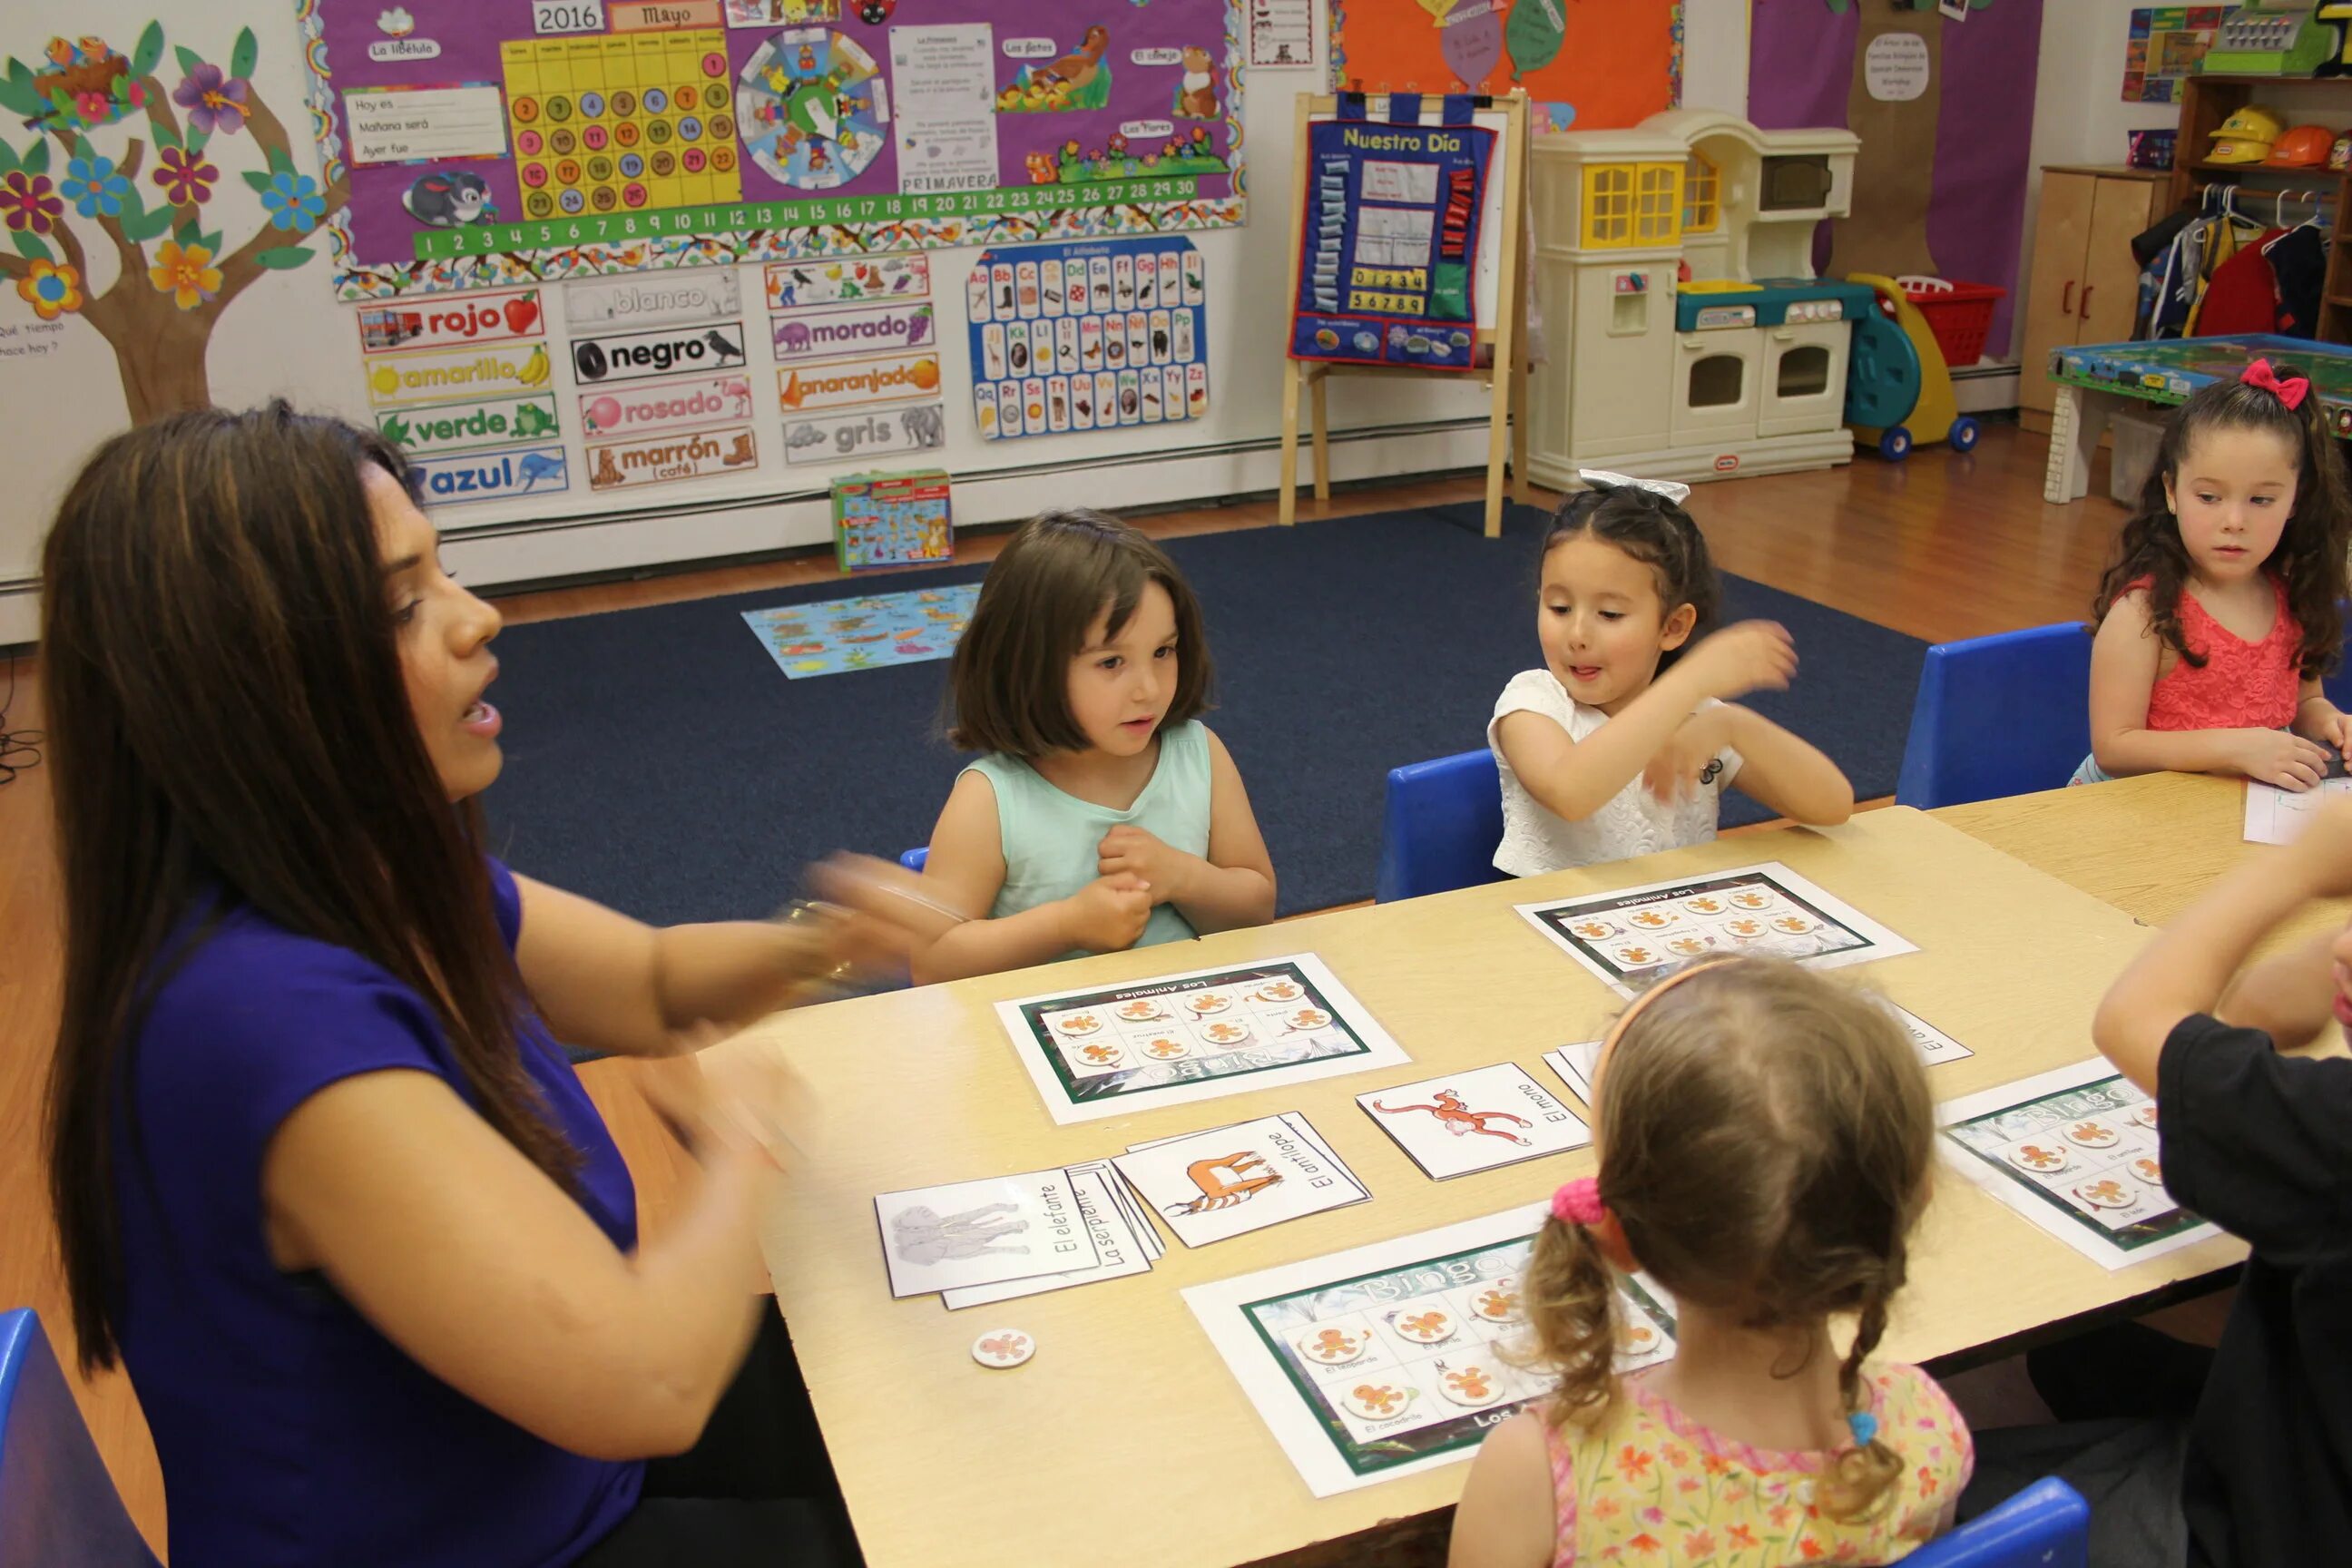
[{"xmin": 2267, "ymin": 124, "xmax": 2335, "ymax": 167}]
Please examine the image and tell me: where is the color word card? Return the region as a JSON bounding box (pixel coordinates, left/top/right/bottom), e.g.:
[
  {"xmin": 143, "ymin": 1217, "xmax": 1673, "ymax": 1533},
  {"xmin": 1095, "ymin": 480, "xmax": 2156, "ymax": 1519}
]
[
  {"xmin": 1938, "ymin": 1059, "xmax": 2219, "ymax": 1271},
  {"xmin": 965, "ymin": 235, "xmax": 1210, "ymax": 440},
  {"xmin": 1184, "ymin": 1204, "xmax": 1678, "ymax": 1496},
  {"xmin": 1515, "ymin": 861, "xmax": 1917, "ymax": 996},
  {"xmin": 501, "ymin": 32, "xmax": 744, "ymax": 222},
  {"xmin": 995, "ymin": 953, "xmax": 1410, "ymax": 1125}
]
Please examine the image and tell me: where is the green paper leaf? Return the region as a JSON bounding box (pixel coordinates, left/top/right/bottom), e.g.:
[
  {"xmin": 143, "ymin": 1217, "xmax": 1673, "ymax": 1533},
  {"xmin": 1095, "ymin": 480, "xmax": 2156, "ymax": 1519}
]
[
  {"xmin": 0, "ymin": 142, "xmax": 17, "ymax": 177},
  {"xmin": 122, "ymin": 201, "xmax": 177, "ymax": 241},
  {"xmin": 252, "ymin": 245, "xmax": 312, "ymax": 270},
  {"xmin": 197, "ymin": 228, "xmax": 222, "ymax": 254},
  {"xmin": 172, "ymin": 215, "xmax": 201, "ymax": 245},
  {"xmin": 240, "ymin": 168, "xmax": 273, "ymax": 192},
  {"xmin": 174, "ymin": 44, "xmax": 204, "ymax": 79},
  {"xmin": 9, "ymin": 227, "xmax": 54, "ymax": 263},
  {"xmin": 0, "ymin": 76, "xmax": 40, "ymax": 119},
  {"xmin": 66, "ymin": 132, "xmax": 90, "ymax": 163},
  {"xmin": 183, "ymin": 128, "xmax": 209, "ymax": 162},
  {"xmin": 265, "ymin": 142, "xmax": 294, "ymax": 177},
  {"xmin": 1505, "ymin": 0, "xmax": 1566, "ymax": 77},
  {"xmin": 131, "ymin": 21, "xmax": 166, "ymax": 79},
  {"xmin": 24, "ymin": 138, "xmax": 50, "ymax": 175},
  {"xmin": 229, "ymin": 27, "xmax": 259, "ymax": 83}
]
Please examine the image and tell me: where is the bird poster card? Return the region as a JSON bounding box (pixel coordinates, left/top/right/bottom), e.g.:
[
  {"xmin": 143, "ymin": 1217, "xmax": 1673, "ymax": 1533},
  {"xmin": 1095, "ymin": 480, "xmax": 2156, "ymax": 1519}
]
[
  {"xmin": 939, "ymin": 1167, "xmax": 1155, "ymax": 1308},
  {"xmin": 1113, "ymin": 1112, "xmax": 1368, "ymax": 1248},
  {"xmin": 1182, "ymin": 1203, "xmax": 1679, "ymax": 1496},
  {"xmin": 995, "ymin": 952, "xmax": 1411, "ymax": 1125},
  {"xmin": 1356, "ymin": 1063, "xmax": 1591, "ymax": 1180},
  {"xmin": 1514, "ymin": 861, "xmax": 1917, "ymax": 996},
  {"xmin": 873, "ymin": 1166, "xmax": 1100, "ymax": 1298},
  {"xmin": 1937, "ymin": 1058, "xmax": 2218, "ymax": 1272}
]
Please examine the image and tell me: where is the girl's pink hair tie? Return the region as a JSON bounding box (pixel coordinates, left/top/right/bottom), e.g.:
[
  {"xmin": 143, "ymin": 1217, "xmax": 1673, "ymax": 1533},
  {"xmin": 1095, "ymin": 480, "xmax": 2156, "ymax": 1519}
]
[{"xmin": 1552, "ymin": 1176, "xmax": 1605, "ymax": 1227}]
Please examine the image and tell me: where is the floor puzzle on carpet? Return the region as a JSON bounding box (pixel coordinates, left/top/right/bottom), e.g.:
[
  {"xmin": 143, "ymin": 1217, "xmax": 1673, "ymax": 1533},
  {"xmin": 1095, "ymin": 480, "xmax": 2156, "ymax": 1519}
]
[{"xmin": 742, "ymin": 583, "xmax": 977, "ymax": 679}]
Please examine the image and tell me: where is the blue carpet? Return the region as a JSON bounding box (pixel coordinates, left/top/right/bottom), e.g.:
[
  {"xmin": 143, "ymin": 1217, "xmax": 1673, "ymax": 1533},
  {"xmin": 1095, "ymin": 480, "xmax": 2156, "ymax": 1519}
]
[{"xmin": 481, "ymin": 500, "xmax": 1926, "ymax": 925}]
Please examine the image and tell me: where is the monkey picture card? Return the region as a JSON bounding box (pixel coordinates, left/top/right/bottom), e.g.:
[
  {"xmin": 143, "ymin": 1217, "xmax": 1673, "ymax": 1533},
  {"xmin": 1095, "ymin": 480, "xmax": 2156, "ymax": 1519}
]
[
  {"xmin": 874, "ymin": 1167, "xmax": 1101, "ymax": 1298},
  {"xmin": 940, "ymin": 1169, "xmax": 1154, "ymax": 1309},
  {"xmin": 1356, "ymin": 1063, "xmax": 1592, "ymax": 1181},
  {"xmin": 1112, "ymin": 1113, "xmax": 1367, "ymax": 1249}
]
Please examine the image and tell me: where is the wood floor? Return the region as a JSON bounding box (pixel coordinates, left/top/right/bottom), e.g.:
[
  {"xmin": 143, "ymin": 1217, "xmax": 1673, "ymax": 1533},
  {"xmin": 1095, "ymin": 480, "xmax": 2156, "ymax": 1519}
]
[{"xmin": 0, "ymin": 425, "xmax": 2128, "ymax": 1558}]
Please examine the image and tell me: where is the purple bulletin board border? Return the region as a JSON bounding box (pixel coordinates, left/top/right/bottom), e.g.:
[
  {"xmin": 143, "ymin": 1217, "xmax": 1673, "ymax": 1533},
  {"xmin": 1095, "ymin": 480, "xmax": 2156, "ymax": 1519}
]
[{"xmin": 300, "ymin": 0, "xmax": 1250, "ymax": 301}]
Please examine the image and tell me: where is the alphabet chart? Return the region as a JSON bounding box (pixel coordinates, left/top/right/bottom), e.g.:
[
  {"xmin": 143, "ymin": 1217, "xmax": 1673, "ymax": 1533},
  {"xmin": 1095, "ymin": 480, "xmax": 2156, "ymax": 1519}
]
[
  {"xmin": 965, "ymin": 236, "xmax": 1211, "ymax": 440},
  {"xmin": 995, "ymin": 953, "xmax": 1410, "ymax": 1125},
  {"xmin": 1938, "ymin": 1059, "xmax": 2219, "ymax": 1271},
  {"xmin": 1184, "ymin": 1203, "xmax": 1679, "ymax": 1496},
  {"xmin": 1515, "ymin": 862, "xmax": 1917, "ymax": 996}
]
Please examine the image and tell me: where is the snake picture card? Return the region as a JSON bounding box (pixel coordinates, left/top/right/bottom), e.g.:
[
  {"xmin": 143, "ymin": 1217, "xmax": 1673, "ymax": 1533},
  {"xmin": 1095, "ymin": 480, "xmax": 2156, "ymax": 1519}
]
[
  {"xmin": 1112, "ymin": 1113, "xmax": 1368, "ymax": 1249},
  {"xmin": 1937, "ymin": 1058, "xmax": 2216, "ymax": 1271},
  {"xmin": 1182, "ymin": 1203, "xmax": 1680, "ymax": 1496},
  {"xmin": 1356, "ymin": 1063, "xmax": 1592, "ymax": 1180},
  {"xmin": 1515, "ymin": 861, "xmax": 1917, "ymax": 997},
  {"xmin": 995, "ymin": 952, "xmax": 1411, "ymax": 1124},
  {"xmin": 874, "ymin": 1167, "xmax": 1101, "ymax": 1298},
  {"xmin": 940, "ymin": 1168, "xmax": 1155, "ymax": 1309}
]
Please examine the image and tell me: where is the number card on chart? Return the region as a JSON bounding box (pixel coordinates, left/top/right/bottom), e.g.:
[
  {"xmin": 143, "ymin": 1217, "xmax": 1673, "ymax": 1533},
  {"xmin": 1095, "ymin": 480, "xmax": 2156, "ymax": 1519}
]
[
  {"xmin": 1937, "ymin": 1059, "xmax": 2218, "ymax": 1271},
  {"xmin": 1514, "ymin": 861, "xmax": 1917, "ymax": 996},
  {"xmin": 995, "ymin": 952, "xmax": 1411, "ymax": 1125},
  {"xmin": 1183, "ymin": 1204, "xmax": 1678, "ymax": 1496}
]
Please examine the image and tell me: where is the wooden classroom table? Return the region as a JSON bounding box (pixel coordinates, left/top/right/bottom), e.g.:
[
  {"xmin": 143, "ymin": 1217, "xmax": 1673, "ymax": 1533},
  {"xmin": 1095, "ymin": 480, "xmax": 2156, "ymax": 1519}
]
[{"xmin": 733, "ymin": 803, "xmax": 2269, "ymax": 1568}]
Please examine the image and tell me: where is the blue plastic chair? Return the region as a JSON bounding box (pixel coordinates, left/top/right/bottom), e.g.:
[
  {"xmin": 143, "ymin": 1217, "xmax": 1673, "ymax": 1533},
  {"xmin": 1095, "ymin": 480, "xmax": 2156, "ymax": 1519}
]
[
  {"xmin": 1893, "ymin": 622, "xmax": 2093, "ymax": 809},
  {"xmin": 1374, "ymin": 750, "xmax": 1510, "ymax": 903},
  {"xmin": 0, "ymin": 1308, "xmax": 160, "ymax": 1567},
  {"xmin": 899, "ymin": 847, "xmax": 927, "ymax": 873},
  {"xmin": 1902, "ymin": 1475, "xmax": 2089, "ymax": 1568}
]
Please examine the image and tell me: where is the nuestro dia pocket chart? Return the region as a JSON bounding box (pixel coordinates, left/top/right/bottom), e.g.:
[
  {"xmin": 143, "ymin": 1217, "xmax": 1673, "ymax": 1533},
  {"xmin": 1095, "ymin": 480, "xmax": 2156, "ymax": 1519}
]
[
  {"xmin": 965, "ymin": 235, "xmax": 1211, "ymax": 440},
  {"xmin": 1289, "ymin": 93, "xmax": 1494, "ymax": 372}
]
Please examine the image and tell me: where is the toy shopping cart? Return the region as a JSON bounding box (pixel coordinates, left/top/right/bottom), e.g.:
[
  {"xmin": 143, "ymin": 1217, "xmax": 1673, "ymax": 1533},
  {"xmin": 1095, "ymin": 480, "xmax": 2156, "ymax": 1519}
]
[{"xmin": 1844, "ymin": 274, "xmax": 2005, "ymax": 460}]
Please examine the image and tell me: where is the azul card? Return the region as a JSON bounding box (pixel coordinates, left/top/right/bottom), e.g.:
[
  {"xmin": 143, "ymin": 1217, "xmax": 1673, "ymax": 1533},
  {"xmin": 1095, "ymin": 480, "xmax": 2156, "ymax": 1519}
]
[
  {"xmin": 940, "ymin": 1168, "xmax": 1153, "ymax": 1309},
  {"xmin": 1515, "ymin": 861, "xmax": 1916, "ymax": 996},
  {"xmin": 1356, "ymin": 1063, "xmax": 1592, "ymax": 1180},
  {"xmin": 1113, "ymin": 1113, "xmax": 1367, "ymax": 1248},
  {"xmin": 1938, "ymin": 1058, "xmax": 2216, "ymax": 1271},
  {"xmin": 1183, "ymin": 1203, "xmax": 1679, "ymax": 1496},
  {"xmin": 995, "ymin": 952, "xmax": 1411, "ymax": 1125},
  {"xmin": 873, "ymin": 1168, "xmax": 1100, "ymax": 1298}
]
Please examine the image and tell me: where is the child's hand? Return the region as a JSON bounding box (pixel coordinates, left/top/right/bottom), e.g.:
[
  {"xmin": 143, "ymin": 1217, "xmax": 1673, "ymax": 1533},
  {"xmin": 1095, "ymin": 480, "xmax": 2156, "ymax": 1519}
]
[
  {"xmin": 2298, "ymin": 699, "xmax": 2352, "ymax": 761},
  {"xmin": 1063, "ymin": 873, "xmax": 1154, "ymax": 952},
  {"xmin": 1098, "ymin": 825, "xmax": 1187, "ymax": 904},
  {"xmin": 1675, "ymin": 621, "xmax": 1797, "ymax": 702},
  {"xmin": 1642, "ymin": 707, "xmax": 1735, "ymax": 805},
  {"xmin": 2234, "ymin": 728, "xmax": 2333, "ymax": 791},
  {"xmin": 2289, "ymin": 799, "xmax": 2352, "ymax": 897}
]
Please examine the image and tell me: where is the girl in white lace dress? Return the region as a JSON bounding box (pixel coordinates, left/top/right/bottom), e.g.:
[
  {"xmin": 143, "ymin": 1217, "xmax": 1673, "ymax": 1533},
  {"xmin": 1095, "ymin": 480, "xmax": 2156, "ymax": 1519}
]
[{"xmin": 1489, "ymin": 475, "xmax": 1854, "ymax": 877}]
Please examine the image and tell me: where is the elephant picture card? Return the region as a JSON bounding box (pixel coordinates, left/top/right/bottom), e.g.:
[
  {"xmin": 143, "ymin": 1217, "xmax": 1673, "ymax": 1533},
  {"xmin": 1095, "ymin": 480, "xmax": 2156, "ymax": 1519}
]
[{"xmin": 874, "ymin": 1166, "xmax": 1102, "ymax": 1298}]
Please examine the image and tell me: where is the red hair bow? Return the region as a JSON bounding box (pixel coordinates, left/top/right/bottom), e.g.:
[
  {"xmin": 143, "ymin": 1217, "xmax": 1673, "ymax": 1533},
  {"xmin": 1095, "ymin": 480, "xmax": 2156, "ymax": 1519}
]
[{"xmin": 2241, "ymin": 358, "xmax": 2310, "ymax": 410}]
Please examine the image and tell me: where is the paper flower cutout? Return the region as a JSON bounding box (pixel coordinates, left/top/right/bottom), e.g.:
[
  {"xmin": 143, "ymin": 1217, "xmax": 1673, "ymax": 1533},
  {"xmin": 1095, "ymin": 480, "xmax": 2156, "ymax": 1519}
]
[
  {"xmin": 149, "ymin": 239, "xmax": 223, "ymax": 310},
  {"xmin": 173, "ymin": 62, "xmax": 250, "ymax": 136},
  {"xmin": 16, "ymin": 260, "xmax": 83, "ymax": 320}
]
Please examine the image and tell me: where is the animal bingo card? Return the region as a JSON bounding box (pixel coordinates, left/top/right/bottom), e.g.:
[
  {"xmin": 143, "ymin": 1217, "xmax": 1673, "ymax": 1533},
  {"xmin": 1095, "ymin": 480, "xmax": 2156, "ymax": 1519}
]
[
  {"xmin": 965, "ymin": 235, "xmax": 1211, "ymax": 441},
  {"xmin": 1515, "ymin": 861, "xmax": 1917, "ymax": 997},
  {"xmin": 1355, "ymin": 1063, "xmax": 1591, "ymax": 1180},
  {"xmin": 874, "ymin": 1166, "xmax": 1101, "ymax": 1298},
  {"xmin": 1938, "ymin": 1059, "xmax": 2217, "ymax": 1272},
  {"xmin": 995, "ymin": 953, "xmax": 1411, "ymax": 1125},
  {"xmin": 1183, "ymin": 1203, "xmax": 1678, "ymax": 1496},
  {"xmin": 1112, "ymin": 1112, "xmax": 1368, "ymax": 1248}
]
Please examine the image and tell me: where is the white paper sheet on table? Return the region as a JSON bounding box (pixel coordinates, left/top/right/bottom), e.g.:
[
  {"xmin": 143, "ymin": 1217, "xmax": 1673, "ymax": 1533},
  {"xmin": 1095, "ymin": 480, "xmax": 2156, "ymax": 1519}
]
[{"xmin": 2244, "ymin": 777, "xmax": 2352, "ymax": 844}]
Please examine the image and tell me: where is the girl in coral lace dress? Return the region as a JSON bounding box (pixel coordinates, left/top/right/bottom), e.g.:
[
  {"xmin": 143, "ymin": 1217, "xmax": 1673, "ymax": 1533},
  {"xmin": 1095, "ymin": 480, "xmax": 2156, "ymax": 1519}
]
[{"xmin": 2074, "ymin": 358, "xmax": 2352, "ymax": 789}]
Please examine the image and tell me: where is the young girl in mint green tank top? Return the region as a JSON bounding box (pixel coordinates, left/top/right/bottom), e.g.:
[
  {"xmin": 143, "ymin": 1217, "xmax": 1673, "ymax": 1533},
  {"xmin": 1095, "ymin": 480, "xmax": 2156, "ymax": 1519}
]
[{"xmin": 911, "ymin": 510, "xmax": 1278, "ymax": 984}]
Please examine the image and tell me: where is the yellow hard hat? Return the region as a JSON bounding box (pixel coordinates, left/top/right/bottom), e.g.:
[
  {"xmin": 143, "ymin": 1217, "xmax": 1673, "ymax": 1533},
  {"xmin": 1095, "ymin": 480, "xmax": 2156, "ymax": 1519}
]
[
  {"xmin": 2207, "ymin": 136, "xmax": 2276, "ymax": 165},
  {"xmin": 2215, "ymin": 104, "xmax": 2286, "ymax": 142}
]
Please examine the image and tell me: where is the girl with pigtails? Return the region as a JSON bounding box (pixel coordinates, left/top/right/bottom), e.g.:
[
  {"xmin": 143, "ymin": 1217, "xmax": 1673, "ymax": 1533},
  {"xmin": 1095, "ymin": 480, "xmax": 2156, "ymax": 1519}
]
[{"xmin": 1448, "ymin": 956, "xmax": 1971, "ymax": 1567}]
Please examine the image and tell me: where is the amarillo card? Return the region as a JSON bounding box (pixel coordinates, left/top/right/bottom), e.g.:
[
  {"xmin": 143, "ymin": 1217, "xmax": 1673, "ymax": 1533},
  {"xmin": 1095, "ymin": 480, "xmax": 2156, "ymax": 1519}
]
[
  {"xmin": 873, "ymin": 1168, "xmax": 1100, "ymax": 1298},
  {"xmin": 1356, "ymin": 1063, "xmax": 1592, "ymax": 1179},
  {"xmin": 1113, "ymin": 1113, "xmax": 1368, "ymax": 1248}
]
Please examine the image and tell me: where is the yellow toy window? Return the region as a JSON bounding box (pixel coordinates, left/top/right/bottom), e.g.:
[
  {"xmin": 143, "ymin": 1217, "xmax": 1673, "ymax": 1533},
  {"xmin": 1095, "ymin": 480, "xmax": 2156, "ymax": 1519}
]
[
  {"xmin": 1683, "ymin": 155, "xmax": 1720, "ymax": 233},
  {"xmin": 1583, "ymin": 164, "xmax": 1633, "ymax": 248},
  {"xmin": 1635, "ymin": 162, "xmax": 1682, "ymax": 244}
]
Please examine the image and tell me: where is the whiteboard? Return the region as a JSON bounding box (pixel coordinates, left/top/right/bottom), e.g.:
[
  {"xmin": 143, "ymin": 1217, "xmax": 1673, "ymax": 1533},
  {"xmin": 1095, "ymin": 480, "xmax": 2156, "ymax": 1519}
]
[{"xmin": 1298, "ymin": 101, "xmax": 1511, "ymax": 331}]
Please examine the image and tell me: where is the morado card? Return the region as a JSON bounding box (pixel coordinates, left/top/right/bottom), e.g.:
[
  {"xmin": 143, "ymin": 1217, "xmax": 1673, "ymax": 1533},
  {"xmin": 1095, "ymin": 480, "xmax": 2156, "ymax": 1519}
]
[
  {"xmin": 995, "ymin": 953, "xmax": 1410, "ymax": 1124},
  {"xmin": 1355, "ymin": 1063, "xmax": 1592, "ymax": 1180}
]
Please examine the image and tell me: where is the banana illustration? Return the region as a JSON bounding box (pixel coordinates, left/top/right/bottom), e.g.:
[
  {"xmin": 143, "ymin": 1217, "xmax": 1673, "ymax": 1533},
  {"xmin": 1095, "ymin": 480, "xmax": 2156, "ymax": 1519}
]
[{"xmin": 515, "ymin": 344, "xmax": 550, "ymax": 387}]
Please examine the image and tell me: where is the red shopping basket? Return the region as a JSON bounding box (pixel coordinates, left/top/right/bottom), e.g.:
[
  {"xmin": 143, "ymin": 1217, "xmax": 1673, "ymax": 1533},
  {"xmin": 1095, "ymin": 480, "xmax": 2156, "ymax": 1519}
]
[{"xmin": 1897, "ymin": 276, "xmax": 2007, "ymax": 368}]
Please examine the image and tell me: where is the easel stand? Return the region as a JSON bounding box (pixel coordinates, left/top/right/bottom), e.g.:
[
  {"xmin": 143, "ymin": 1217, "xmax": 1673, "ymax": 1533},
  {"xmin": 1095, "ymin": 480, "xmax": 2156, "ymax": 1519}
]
[{"xmin": 1278, "ymin": 90, "xmax": 1530, "ymax": 538}]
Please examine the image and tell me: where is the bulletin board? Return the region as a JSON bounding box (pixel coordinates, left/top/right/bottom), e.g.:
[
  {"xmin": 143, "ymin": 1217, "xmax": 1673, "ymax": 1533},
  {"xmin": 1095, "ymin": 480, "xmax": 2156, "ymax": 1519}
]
[
  {"xmin": 1327, "ymin": 0, "xmax": 1679, "ymax": 132},
  {"xmin": 299, "ymin": 0, "xmax": 1249, "ymax": 301}
]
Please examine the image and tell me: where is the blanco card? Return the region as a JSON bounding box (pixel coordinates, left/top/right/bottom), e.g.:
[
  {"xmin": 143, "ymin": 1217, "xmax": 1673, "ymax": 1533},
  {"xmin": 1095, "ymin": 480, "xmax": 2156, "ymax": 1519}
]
[
  {"xmin": 2244, "ymin": 777, "xmax": 2352, "ymax": 845},
  {"xmin": 941, "ymin": 1169, "xmax": 1152, "ymax": 1308},
  {"xmin": 1938, "ymin": 1058, "xmax": 2218, "ymax": 1271},
  {"xmin": 1544, "ymin": 1041, "xmax": 1601, "ymax": 1107},
  {"xmin": 1183, "ymin": 1204, "xmax": 1681, "ymax": 1496},
  {"xmin": 1113, "ymin": 1113, "xmax": 1367, "ymax": 1248},
  {"xmin": 1517, "ymin": 861, "xmax": 1916, "ymax": 996},
  {"xmin": 873, "ymin": 1168, "xmax": 1099, "ymax": 1298},
  {"xmin": 1357, "ymin": 1063, "xmax": 1592, "ymax": 1180},
  {"xmin": 996, "ymin": 952, "xmax": 1412, "ymax": 1125}
]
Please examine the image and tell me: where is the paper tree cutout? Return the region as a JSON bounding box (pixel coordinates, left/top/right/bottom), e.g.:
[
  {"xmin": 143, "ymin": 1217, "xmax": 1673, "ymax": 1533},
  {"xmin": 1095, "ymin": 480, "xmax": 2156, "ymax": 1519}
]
[{"xmin": 0, "ymin": 24, "xmax": 349, "ymax": 423}]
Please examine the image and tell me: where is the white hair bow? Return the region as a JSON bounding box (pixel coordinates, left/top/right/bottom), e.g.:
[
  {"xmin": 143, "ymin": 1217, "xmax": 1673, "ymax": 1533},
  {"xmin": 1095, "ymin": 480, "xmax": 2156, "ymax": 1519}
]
[{"xmin": 1578, "ymin": 468, "xmax": 1692, "ymax": 505}]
